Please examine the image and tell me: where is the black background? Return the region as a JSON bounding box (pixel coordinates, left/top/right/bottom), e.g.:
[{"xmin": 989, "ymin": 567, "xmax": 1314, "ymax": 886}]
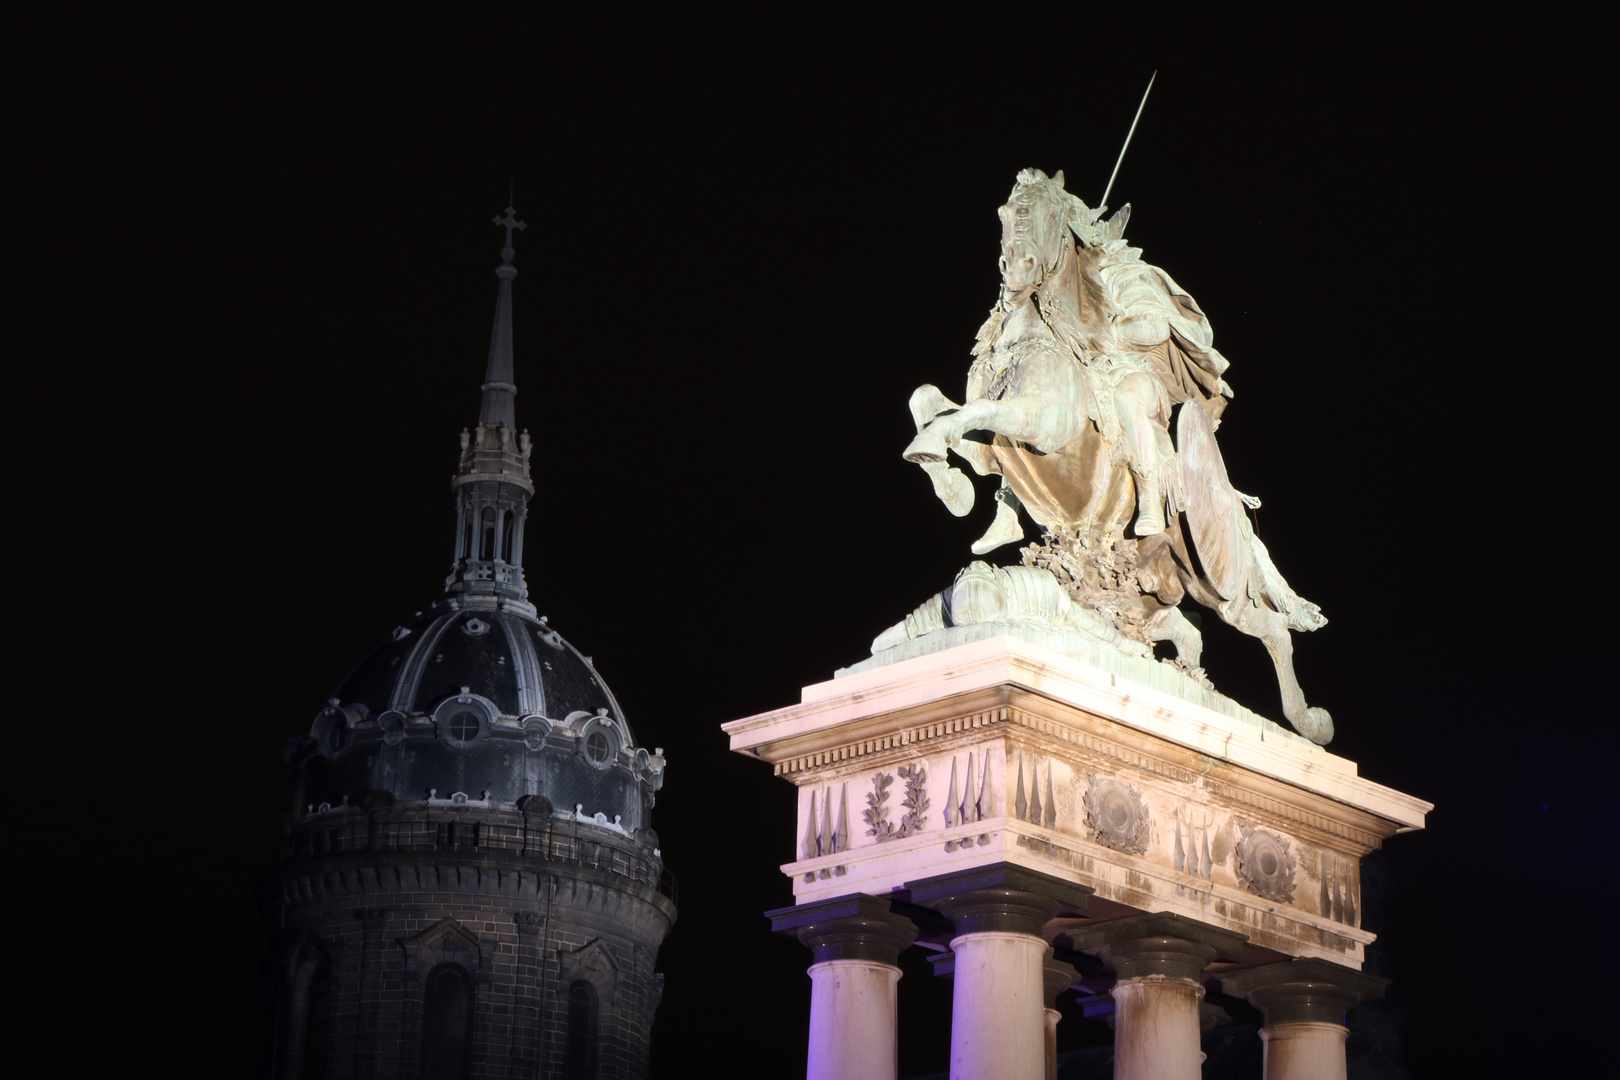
[{"xmin": 30, "ymin": 9, "xmax": 1612, "ymax": 1076}]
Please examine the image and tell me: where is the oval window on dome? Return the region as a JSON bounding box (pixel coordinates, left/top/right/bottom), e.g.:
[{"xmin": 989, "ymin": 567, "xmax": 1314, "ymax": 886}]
[
  {"xmin": 433, "ymin": 695, "xmax": 493, "ymax": 749},
  {"xmin": 447, "ymin": 711, "xmax": 481, "ymax": 745},
  {"xmin": 578, "ymin": 719, "xmax": 619, "ymax": 769}
]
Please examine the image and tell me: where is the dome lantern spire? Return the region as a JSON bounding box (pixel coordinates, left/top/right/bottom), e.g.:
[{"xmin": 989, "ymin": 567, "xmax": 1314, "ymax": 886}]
[
  {"xmin": 480, "ymin": 204, "xmax": 525, "ymax": 427},
  {"xmin": 446, "ymin": 204, "xmax": 536, "ymax": 614}
]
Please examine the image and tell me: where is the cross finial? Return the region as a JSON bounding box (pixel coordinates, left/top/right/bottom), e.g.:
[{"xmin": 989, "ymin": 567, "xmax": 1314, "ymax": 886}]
[{"xmin": 493, "ymin": 206, "xmax": 527, "ymax": 250}]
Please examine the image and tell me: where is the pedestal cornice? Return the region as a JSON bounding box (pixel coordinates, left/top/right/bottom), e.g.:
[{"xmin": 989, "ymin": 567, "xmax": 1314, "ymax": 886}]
[{"xmin": 723, "ymin": 636, "xmax": 1429, "ymax": 832}]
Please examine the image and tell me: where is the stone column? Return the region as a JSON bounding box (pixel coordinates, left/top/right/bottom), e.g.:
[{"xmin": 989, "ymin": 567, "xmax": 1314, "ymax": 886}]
[
  {"xmin": 1041, "ymin": 957, "xmax": 1077, "ymax": 1080},
  {"xmin": 769, "ymin": 894, "xmax": 918, "ymax": 1080},
  {"xmin": 1069, "ymin": 913, "xmax": 1247, "ymax": 1080},
  {"xmin": 906, "ymin": 864, "xmax": 1092, "ymax": 1080},
  {"xmin": 1218, "ymin": 958, "xmax": 1387, "ymax": 1080}
]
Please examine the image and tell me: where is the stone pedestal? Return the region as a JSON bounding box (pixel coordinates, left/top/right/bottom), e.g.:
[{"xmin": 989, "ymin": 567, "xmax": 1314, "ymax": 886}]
[
  {"xmin": 1219, "ymin": 958, "xmax": 1387, "ymax": 1080},
  {"xmin": 770, "ymin": 895, "xmax": 918, "ymax": 1080},
  {"xmin": 725, "ymin": 636, "xmax": 1428, "ymax": 1076}
]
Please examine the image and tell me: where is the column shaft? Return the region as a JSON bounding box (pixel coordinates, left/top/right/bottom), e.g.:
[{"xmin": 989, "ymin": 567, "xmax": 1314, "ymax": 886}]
[
  {"xmin": 1261, "ymin": 1020, "xmax": 1349, "ymax": 1080},
  {"xmin": 1110, "ymin": 975, "xmax": 1205, "ymax": 1080},
  {"xmin": 948, "ymin": 931, "xmax": 1048, "ymax": 1080},
  {"xmin": 1043, "ymin": 1007, "xmax": 1060, "ymax": 1080},
  {"xmin": 807, "ymin": 960, "xmax": 901, "ymax": 1080}
]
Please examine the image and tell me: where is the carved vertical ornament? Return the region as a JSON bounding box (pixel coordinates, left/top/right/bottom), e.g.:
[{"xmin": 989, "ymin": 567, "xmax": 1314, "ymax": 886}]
[
  {"xmin": 1173, "ymin": 805, "xmax": 1215, "ymax": 905},
  {"xmin": 1014, "ymin": 751, "xmax": 1059, "ymax": 853},
  {"xmin": 943, "ymin": 752, "xmax": 991, "ymax": 851}
]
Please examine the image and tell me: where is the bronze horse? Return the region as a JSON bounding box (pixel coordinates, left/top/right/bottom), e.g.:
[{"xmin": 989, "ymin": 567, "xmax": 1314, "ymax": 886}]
[{"xmin": 902, "ymin": 170, "xmax": 1332, "ymax": 744}]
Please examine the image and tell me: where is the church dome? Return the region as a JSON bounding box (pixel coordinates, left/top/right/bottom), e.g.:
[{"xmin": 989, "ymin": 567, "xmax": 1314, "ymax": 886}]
[
  {"xmin": 271, "ymin": 204, "xmax": 674, "ymax": 1080},
  {"xmin": 292, "ymin": 601, "xmax": 664, "ymax": 837},
  {"xmin": 285, "ymin": 204, "xmax": 668, "ymax": 838},
  {"xmin": 331, "ymin": 604, "xmax": 631, "ymax": 736}
]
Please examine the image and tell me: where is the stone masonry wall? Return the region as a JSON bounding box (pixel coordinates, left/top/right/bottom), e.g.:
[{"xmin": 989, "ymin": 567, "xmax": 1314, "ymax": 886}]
[{"xmin": 267, "ymin": 806, "xmax": 675, "ymax": 1080}]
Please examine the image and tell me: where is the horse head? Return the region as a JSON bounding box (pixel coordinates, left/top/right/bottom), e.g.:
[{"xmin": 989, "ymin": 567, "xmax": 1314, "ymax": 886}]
[
  {"xmin": 997, "ymin": 169, "xmax": 1129, "ymax": 299},
  {"xmin": 996, "ymin": 170, "xmax": 1106, "ymax": 294}
]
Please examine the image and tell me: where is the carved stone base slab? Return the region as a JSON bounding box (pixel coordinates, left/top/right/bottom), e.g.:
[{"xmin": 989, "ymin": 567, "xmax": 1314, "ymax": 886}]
[{"xmin": 723, "ymin": 635, "xmax": 1429, "ymax": 967}]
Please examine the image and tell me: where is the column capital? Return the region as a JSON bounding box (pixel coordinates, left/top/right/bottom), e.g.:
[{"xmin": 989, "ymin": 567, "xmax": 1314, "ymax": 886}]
[
  {"xmin": 768, "ymin": 893, "xmax": 918, "ymax": 966},
  {"xmin": 1043, "ymin": 955, "xmax": 1078, "ymax": 1008},
  {"xmin": 1068, "ymin": 911, "xmax": 1247, "ymax": 982},
  {"xmin": 904, "ymin": 862, "xmax": 1092, "ymax": 937},
  {"xmin": 1217, "ymin": 957, "xmax": 1387, "ymax": 1026}
]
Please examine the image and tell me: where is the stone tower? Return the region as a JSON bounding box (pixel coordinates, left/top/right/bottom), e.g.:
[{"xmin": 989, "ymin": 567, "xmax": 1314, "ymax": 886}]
[{"xmin": 266, "ymin": 206, "xmax": 676, "ymax": 1080}]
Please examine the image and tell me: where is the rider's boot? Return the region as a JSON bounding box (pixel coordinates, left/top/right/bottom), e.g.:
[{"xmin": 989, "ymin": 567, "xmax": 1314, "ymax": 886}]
[
  {"xmin": 1132, "ymin": 467, "xmax": 1165, "ymax": 537},
  {"xmin": 922, "ymin": 461, "xmax": 974, "ymax": 516},
  {"xmin": 971, "ymin": 487, "xmax": 1024, "ymax": 553}
]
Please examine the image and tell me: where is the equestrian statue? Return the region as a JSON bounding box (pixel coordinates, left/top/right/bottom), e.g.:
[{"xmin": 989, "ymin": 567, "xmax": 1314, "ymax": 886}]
[{"xmin": 885, "ymin": 168, "xmax": 1334, "ymax": 745}]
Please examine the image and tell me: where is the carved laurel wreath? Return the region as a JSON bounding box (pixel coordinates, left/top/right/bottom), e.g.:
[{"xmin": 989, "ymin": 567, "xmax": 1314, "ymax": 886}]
[
  {"xmin": 865, "ymin": 765, "xmax": 929, "ymax": 843},
  {"xmin": 1082, "ymin": 774, "xmax": 1150, "ymax": 855},
  {"xmin": 1235, "ymin": 826, "xmax": 1298, "ymax": 903}
]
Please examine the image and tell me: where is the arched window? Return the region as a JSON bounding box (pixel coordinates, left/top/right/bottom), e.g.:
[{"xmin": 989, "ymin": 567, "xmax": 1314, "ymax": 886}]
[
  {"xmin": 300, "ymin": 967, "xmax": 331, "ymax": 1080},
  {"xmin": 480, "ymin": 507, "xmax": 496, "ymax": 561},
  {"xmin": 499, "ymin": 509, "xmax": 514, "ymax": 563},
  {"xmin": 421, "ymin": 964, "xmax": 471, "ymax": 1080},
  {"xmin": 565, "ymin": 980, "xmax": 598, "ymax": 1079}
]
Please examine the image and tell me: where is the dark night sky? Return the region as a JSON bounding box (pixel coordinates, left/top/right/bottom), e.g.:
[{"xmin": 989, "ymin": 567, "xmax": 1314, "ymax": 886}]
[{"xmin": 34, "ymin": 10, "xmax": 1611, "ymax": 1076}]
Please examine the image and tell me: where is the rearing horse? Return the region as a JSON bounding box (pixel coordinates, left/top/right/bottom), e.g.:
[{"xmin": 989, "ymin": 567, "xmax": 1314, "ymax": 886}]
[{"xmin": 902, "ymin": 169, "xmax": 1333, "ymax": 744}]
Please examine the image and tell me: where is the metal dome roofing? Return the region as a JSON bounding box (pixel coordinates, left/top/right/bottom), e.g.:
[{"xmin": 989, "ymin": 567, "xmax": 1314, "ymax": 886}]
[
  {"xmin": 292, "ymin": 600, "xmax": 664, "ymax": 829},
  {"xmin": 333, "ymin": 603, "xmax": 631, "ymax": 739}
]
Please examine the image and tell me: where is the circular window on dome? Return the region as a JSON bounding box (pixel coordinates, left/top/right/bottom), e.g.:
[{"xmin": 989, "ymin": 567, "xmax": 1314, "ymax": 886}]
[
  {"xmin": 313, "ymin": 705, "xmax": 352, "ymax": 759},
  {"xmin": 578, "ymin": 718, "xmax": 620, "ymax": 769},
  {"xmin": 433, "ymin": 694, "xmax": 494, "ymax": 749},
  {"xmin": 448, "ymin": 711, "xmax": 480, "ymax": 743}
]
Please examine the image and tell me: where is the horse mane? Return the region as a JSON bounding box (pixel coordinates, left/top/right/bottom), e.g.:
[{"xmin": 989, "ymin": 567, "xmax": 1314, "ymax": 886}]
[
  {"xmin": 1036, "ymin": 235, "xmax": 1114, "ymax": 361},
  {"xmin": 971, "ymin": 234, "xmax": 1115, "ymax": 368}
]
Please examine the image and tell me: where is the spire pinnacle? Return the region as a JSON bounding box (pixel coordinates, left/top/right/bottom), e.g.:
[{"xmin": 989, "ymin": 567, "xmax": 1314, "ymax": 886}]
[
  {"xmin": 447, "ymin": 203, "xmax": 537, "ymax": 614},
  {"xmin": 480, "ymin": 206, "xmax": 526, "ymax": 428},
  {"xmin": 494, "ymin": 204, "xmax": 526, "ymax": 252}
]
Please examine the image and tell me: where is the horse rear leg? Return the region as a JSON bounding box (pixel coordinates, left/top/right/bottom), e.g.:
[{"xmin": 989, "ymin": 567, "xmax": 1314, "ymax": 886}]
[
  {"xmin": 1145, "ymin": 605, "xmax": 1204, "ymax": 670},
  {"xmin": 1221, "ymin": 598, "xmax": 1335, "ymax": 745}
]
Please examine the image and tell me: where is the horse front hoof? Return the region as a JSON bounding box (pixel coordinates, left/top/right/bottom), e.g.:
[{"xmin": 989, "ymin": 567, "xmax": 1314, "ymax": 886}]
[
  {"xmin": 1295, "ymin": 706, "xmax": 1334, "ymax": 745},
  {"xmin": 903, "ymin": 431, "xmax": 949, "ymax": 464}
]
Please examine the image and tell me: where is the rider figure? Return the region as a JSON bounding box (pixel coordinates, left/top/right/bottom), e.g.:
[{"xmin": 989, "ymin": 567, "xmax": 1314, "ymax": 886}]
[
  {"xmin": 909, "ymin": 170, "xmax": 1233, "ymax": 545},
  {"xmin": 1089, "ymin": 243, "xmax": 1235, "ymax": 537}
]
